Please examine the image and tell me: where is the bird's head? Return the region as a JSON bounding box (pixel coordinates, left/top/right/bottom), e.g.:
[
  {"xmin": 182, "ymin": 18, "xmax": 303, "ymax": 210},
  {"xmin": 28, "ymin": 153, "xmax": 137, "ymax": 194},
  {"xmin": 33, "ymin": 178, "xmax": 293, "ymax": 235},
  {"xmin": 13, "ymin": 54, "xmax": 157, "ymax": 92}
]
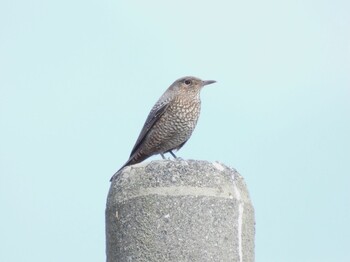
[{"xmin": 171, "ymin": 76, "xmax": 216, "ymax": 95}]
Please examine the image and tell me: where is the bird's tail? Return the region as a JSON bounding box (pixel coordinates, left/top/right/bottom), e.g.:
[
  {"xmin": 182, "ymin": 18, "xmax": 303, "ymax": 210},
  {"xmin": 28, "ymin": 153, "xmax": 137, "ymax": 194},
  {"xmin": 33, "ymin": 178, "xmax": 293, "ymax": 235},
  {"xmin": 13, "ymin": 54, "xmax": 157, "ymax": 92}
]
[
  {"xmin": 109, "ymin": 153, "xmax": 149, "ymax": 182},
  {"xmin": 109, "ymin": 158, "xmax": 135, "ymax": 182}
]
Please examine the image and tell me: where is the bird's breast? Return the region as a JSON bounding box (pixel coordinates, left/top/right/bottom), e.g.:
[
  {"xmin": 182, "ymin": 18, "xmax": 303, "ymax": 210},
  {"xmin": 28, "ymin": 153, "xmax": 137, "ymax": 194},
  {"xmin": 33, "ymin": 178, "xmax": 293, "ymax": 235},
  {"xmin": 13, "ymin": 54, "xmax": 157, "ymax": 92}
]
[
  {"xmin": 156, "ymin": 96, "xmax": 201, "ymax": 142},
  {"xmin": 143, "ymin": 95, "xmax": 201, "ymax": 154}
]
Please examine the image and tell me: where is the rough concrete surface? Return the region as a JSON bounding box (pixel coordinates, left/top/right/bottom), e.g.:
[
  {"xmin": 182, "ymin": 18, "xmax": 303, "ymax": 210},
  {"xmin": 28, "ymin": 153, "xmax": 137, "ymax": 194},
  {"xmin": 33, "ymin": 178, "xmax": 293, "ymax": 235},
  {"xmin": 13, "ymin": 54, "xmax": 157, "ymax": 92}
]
[{"xmin": 106, "ymin": 159, "xmax": 255, "ymax": 262}]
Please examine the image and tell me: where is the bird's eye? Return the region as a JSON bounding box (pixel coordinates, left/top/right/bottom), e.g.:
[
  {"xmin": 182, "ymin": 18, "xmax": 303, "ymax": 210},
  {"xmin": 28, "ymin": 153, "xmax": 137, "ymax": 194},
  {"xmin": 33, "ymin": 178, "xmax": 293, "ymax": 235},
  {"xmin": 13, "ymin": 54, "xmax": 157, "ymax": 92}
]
[{"xmin": 184, "ymin": 79, "xmax": 192, "ymax": 85}]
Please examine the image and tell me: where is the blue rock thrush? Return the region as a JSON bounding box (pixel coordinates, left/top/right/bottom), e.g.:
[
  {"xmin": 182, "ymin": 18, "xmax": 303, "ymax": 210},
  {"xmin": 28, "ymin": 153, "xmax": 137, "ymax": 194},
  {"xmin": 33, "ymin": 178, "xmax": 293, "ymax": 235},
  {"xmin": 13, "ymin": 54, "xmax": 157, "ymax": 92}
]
[{"xmin": 111, "ymin": 76, "xmax": 216, "ymax": 181}]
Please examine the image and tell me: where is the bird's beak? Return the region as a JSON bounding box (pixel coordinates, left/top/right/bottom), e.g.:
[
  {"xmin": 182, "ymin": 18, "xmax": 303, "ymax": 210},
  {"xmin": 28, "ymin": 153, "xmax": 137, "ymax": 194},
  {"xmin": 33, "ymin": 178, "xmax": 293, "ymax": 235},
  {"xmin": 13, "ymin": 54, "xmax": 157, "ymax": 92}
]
[{"xmin": 202, "ymin": 80, "xmax": 216, "ymax": 86}]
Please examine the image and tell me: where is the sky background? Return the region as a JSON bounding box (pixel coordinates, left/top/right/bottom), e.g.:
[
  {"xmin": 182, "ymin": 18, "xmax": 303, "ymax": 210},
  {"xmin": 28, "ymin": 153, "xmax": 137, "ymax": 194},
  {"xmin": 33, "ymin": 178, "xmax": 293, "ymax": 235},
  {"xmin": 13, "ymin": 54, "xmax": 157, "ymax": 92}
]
[{"xmin": 1, "ymin": 0, "xmax": 349, "ymax": 261}]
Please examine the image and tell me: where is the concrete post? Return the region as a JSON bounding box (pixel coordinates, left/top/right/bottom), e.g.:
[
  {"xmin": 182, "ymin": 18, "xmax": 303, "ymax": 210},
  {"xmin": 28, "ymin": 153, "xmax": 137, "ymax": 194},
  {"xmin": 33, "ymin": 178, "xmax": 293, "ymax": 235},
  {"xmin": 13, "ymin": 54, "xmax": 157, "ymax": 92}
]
[{"xmin": 106, "ymin": 159, "xmax": 255, "ymax": 262}]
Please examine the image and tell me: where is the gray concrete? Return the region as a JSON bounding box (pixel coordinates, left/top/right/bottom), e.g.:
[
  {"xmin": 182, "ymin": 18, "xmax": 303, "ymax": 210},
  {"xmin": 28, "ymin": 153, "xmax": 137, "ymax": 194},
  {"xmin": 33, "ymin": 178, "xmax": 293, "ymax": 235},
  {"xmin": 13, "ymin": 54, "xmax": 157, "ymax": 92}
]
[{"xmin": 106, "ymin": 159, "xmax": 255, "ymax": 262}]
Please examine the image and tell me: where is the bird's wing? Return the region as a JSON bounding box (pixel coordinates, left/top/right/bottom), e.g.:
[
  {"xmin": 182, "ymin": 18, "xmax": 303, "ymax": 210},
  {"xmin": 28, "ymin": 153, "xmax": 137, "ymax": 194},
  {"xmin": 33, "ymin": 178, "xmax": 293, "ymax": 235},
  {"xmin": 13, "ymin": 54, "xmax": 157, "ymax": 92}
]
[{"xmin": 129, "ymin": 100, "xmax": 170, "ymax": 157}]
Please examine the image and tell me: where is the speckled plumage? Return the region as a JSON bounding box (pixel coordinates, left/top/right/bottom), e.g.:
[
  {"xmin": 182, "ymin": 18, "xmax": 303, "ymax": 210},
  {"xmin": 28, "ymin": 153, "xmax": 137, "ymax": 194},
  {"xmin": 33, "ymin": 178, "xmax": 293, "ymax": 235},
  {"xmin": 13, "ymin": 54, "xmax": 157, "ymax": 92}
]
[{"xmin": 111, "ymin": 76, "xmax": 216, "ymax": 181}]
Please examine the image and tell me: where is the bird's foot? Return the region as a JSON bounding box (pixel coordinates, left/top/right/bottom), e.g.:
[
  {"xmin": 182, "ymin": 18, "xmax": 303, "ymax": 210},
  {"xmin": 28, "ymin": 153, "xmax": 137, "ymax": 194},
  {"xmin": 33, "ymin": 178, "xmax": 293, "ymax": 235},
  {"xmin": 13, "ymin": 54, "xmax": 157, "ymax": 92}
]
[{"xmin": 169, "ymin": 150, "xmax": 177, "ymax": 159}]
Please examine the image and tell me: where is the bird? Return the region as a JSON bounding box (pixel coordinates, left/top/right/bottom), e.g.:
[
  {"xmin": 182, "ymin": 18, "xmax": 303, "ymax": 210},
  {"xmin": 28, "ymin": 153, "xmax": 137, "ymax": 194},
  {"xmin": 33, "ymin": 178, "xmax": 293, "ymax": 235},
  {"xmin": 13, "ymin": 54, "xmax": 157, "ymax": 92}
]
[{"xmin": 110, "ymin": 76, "xmax": 216, "ymax": 181}]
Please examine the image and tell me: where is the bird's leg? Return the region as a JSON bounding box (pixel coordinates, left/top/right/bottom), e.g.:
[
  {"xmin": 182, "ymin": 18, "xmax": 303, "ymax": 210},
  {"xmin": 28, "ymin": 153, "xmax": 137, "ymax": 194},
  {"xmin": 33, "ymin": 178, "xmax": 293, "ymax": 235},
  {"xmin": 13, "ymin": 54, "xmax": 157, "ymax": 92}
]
[
  {"xmin": 169, "ymin": 150, "xmax": 177, "ymax": 159},
  {"xmin": 160, "ymin": 153, "xmax": 166, "ymax": 159}
]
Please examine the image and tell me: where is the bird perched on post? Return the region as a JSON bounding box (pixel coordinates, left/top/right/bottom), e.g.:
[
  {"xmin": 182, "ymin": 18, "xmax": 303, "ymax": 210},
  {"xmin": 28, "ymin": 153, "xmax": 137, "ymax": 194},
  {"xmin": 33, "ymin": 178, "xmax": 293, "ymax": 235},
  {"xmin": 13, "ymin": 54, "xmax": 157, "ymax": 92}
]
[{"xmin": 110, "ymin": 76, "xmax": 216, "ymax": 181}]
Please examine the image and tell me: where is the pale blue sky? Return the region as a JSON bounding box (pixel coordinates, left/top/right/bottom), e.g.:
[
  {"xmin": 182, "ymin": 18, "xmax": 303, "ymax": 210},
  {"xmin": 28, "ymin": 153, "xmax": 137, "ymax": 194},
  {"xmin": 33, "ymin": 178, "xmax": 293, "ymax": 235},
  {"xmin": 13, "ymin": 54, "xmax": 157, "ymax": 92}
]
[{"xmin": 1, "ymin": 0, "xmax": 349, "ymax": 261}]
